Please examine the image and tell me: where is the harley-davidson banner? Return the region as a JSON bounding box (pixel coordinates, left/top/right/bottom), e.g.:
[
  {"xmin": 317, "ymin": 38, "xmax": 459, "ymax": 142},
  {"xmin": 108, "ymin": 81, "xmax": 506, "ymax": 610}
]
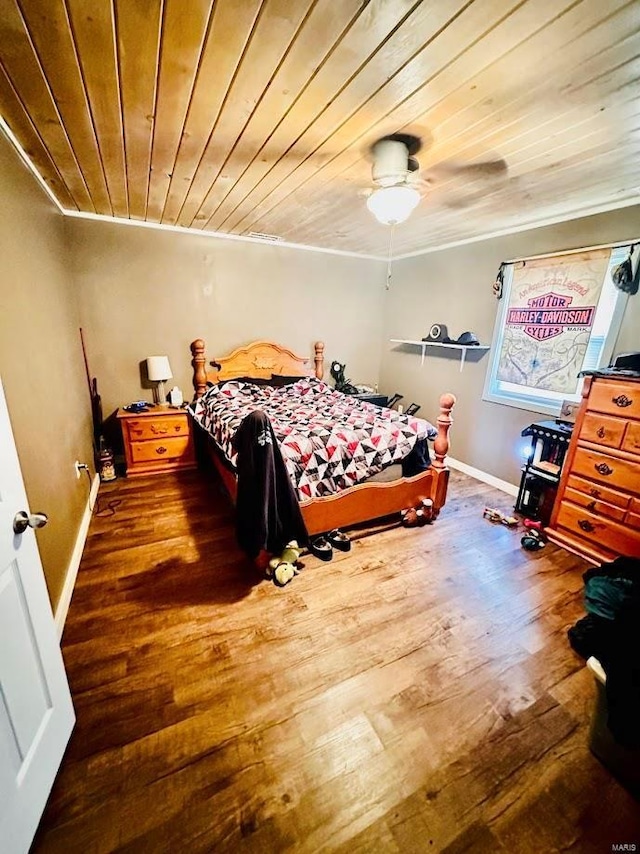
[{"xmin": 497, "ymin": 249, "xmax": 611, "ymax": 393}]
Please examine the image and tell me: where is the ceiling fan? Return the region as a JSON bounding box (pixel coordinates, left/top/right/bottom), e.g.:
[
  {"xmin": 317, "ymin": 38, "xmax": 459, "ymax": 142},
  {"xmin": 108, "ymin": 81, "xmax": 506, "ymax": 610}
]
[{"xmin": 364, "ymin": 132, "xmax": 508, "ymax": 225}]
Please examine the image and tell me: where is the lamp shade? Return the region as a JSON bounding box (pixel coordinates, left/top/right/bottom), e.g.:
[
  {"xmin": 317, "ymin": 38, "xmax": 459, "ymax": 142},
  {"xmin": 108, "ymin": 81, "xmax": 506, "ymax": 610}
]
[
  {"xmin": 366, "ymin": 185, "xmax": 420, "ymax": 225},
  {"xmin": 146, "ymin": 355, "xmax": 172, "ymax": 382}
]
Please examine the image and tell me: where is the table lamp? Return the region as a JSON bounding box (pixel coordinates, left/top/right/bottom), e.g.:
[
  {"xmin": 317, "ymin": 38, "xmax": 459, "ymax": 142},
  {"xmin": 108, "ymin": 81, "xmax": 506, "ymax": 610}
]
[{"xmin": 146, "ymin": 355, "xmax": 172, "ymax": 403}]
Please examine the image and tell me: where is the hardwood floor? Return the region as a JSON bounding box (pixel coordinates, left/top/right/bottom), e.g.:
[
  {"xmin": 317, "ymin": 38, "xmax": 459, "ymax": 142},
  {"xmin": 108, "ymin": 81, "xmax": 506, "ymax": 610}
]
[{"xmin": 34, "ymin": 470, "xmax": 640, "ymax": 852}]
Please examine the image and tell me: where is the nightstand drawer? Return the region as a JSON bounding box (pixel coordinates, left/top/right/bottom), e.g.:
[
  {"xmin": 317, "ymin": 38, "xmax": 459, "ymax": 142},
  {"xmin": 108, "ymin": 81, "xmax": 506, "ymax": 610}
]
[
  {"xmin": 125, "ymin": 416, "xmax": 190, "ymax": 441},
  {"xmin": 580, "ymin": 413, "xmax": 625, "ymax": 449},
  {"xmin": 556, "ymin": 501, "xmax": 640, "ymax": 557},
  {"xmin": 587, "ymin": 381, "xmax": 640, "ymax": 419},
  {"xmin": 130, "ymin": 435, "xmax": 192, "ymax": 464}
]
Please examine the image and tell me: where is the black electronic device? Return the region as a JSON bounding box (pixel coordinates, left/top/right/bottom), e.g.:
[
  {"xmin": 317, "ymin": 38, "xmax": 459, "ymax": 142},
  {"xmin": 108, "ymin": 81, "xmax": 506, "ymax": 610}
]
[
  {"xmin": 124, "ymin": 401, "xmax": 154, "ymax": 413},
  {"xmin": 611, "ymin": 351, "xmax": 640, "ymax": 372},
  {"xmin": 330, "ymin": 360, "xmax": 358, "ymax": 395}
]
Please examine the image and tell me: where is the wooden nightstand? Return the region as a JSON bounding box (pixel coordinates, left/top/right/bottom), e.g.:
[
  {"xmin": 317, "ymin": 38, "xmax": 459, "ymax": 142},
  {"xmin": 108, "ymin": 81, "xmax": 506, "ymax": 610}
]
[
  {"xmin": 352, "ymin": 392, "xmax": 388, "ymax": 407},
  {"xmin": 344, "ymin": 391, "xmax": 388, "ymax": 407},
  {"xmin": 117, "ymin": 406, "xmax": 196, "ymax": 477}
]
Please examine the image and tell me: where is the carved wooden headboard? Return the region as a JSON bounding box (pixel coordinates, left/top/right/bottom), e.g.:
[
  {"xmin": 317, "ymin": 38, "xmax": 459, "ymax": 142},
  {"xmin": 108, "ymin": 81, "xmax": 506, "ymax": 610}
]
[{"xmin": 190, "ymin": 339, "xmax": 325, "ymax": 397}]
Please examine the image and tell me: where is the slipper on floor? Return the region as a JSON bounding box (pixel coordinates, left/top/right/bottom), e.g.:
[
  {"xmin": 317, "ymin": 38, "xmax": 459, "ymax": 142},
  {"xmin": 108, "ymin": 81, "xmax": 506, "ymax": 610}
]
[
  {"xmin": 327, "ymin": 529, "xmax": 351, "ymax": 552},
  {"xmin": 420, "ymin": 498, "xmax": 433, "ymax": 522},
  {"xmin": 401, "ymin": 507, "xmax": 420, "ymax": 527},
  {"xmin": 417, "ymin": 498, "xmax": 434, "ymax": 525},
  {"xmin": 310, "ymin": 536, "xmax": 333, "ymax": 561}
]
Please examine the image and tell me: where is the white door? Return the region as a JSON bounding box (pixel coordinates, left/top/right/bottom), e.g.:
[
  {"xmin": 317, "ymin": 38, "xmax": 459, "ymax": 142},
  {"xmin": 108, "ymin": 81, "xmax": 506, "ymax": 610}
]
[{"xmin": 0, "ymin": 378, "xmax": 75, "ymax": 853}]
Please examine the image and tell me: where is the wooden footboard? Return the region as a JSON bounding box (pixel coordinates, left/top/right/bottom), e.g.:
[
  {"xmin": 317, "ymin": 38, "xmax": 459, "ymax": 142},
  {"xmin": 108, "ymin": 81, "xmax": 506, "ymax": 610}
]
[
  {"xmin": 199, "ymin": 390, "xmax": 456, "ymax": 536},
  {"xmin": 298, "ymin": 392, "xmax": 455, "ymax": 534},
  {"xmin": 300, "ymin": 468, "xmax": 447, "ymax": 535}
]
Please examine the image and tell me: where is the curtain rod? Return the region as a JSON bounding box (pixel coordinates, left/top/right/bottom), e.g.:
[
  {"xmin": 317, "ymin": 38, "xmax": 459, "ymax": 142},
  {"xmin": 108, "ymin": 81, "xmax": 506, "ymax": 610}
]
[{"xmin": 504, "ymin": 237, "xmax": 639, "ymax": 266}]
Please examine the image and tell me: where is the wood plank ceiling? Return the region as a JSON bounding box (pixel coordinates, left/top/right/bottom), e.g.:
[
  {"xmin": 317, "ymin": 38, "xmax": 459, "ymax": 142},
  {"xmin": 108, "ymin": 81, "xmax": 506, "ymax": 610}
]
[{"xmin": 0, "ymin": 0, "xmax": 639, "ymax": 257}]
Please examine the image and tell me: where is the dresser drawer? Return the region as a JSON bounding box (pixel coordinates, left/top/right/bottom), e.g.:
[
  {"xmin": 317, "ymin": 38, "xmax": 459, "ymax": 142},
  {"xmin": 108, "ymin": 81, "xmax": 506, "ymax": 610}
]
[
  {"xmin": 125, "ymin": 416, "xmax": 190, "ymax": 441},
  {"xmin": 626, "ymin": 512, "xmax": 640, "ymax": 531},
  {"xmin": 580, "ymin": 413, "xmax": 625, "ymax": 449},
  {"xmin": 572, "ymin": 447, "xmax": 639, "ymax": 494},
  {"xmin": 565, "ymin": 474, "xmax": 630, "ymax": 509},
  {"xmin": 564, "ymin": 488, "xmax": 626, "ymax": 522},
  {"xmin": 130, "ymin": 435, "xmax": 192, "ymax": 464},
  {"xmin": 621, "ymin": 421, "xmax": 640, "ymax": 457},
  {"xmin": 587, "ymin": 381, "xmax": 640, "ymax": 418},
  {"xmin": 556, "ymin": 501, "xmax": 640, "ymax": 557}
]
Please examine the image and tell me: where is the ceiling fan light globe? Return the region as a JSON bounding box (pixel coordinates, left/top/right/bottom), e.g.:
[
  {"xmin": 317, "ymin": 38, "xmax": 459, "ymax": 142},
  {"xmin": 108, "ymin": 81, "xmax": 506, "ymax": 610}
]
[{"xmin": 366, "ymin": 186, "xmax": 420, "ymax": 225}]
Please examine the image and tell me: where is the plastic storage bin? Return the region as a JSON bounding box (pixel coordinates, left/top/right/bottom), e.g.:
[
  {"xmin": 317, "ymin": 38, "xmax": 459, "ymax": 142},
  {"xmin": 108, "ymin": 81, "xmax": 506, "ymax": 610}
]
[{"xmin": 587, "ymin": 657, "xmax": 640, "ymax": 798}]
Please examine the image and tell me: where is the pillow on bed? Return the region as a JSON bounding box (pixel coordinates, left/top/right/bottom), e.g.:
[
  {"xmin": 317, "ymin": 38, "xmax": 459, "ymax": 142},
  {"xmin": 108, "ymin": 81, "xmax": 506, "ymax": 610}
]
[
  {"xmin": 219, "ymin": 376, "xmax": 273, "ymax": 386},
  {"xmin": 269, "ymin": 374, "xmax": 306, "ymax": 387}
]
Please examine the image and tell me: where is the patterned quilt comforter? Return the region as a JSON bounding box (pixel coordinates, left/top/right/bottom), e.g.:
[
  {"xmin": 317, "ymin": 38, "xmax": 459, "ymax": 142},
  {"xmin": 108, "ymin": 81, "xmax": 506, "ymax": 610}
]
[{"xmin": 189, "ymin": 378, "xmax": 437, "ymax": 501}]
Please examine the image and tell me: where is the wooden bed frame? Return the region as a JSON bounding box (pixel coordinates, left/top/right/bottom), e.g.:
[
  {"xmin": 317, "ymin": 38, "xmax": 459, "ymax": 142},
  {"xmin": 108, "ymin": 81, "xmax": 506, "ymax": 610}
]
[{"xmin": 190, "ymin": 338, "xmax": 455, "ymax": 536}]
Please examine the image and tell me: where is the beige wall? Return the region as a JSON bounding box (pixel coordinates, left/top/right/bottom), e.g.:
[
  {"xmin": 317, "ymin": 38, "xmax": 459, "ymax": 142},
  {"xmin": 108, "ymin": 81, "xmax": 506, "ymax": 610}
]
[
  {"xmin": 66, "ymin": 219, "xmax": 386, "ymax": 419},
  {"xmin": 0, "ymin": 133, "xmax": 95, "ymax": 610},
  {"xmin": 380, "ymin": 207, "xmax": 640, "ymax": 486},
  {"xmin": 3, "ymin": 113, "xmax": 637, "ymax": 614}
]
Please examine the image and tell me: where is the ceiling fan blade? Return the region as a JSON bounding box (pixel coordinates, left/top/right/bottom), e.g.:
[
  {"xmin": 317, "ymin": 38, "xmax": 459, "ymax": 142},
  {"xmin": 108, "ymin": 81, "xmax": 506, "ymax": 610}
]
[
  {"xmin": 429, "ymin": 158, "xmax": 508, "ymax": 180},
  {"xmin": 442, "ymin": 189, "xmax": 486, "ymax": 209}
]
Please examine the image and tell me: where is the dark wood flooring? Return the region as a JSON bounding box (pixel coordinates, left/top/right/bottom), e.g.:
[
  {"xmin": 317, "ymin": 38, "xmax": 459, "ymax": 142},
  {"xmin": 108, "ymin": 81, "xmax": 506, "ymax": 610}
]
[{"xmin": 34, "ymin": 470, "xmax": 640, "ymax": 852}]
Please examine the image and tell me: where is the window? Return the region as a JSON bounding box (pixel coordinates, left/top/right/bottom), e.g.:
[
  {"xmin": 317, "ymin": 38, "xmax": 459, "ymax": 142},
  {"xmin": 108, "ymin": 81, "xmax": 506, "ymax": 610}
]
[{"xmin": 483, "ymin": 246, "xmax": 630, "ymax": 416}]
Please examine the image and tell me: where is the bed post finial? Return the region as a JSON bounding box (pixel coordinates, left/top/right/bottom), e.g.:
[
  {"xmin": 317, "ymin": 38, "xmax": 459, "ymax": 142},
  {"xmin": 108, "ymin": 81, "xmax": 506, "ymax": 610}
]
[
  {"xmin": 314, "ymin": 341, "xmax": 325, "ymax": 379},
  {"xmin": 191, "ymin": 338, "xmax": 207, "ymax": 398},
  {"xmin": 432, "ymin": 393, "xmax": 456, "ymax": 470}
]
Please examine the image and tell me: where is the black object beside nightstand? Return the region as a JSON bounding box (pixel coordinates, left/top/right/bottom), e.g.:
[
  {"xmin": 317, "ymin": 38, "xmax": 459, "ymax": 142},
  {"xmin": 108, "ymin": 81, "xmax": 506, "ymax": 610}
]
[
  {"xmin": 515, "ymin": 420, "xmax": 573, "ymax": 523},
  {"xmin": 352, "ymin": 392, "xmax": 388, "ymax": 407}
]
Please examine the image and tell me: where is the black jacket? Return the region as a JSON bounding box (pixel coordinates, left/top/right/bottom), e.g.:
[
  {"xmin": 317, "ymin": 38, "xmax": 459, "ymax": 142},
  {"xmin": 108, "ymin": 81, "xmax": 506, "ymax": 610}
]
[{"xmin": 232, "ymin": 410, "xmax": 308, "ymax": 559}]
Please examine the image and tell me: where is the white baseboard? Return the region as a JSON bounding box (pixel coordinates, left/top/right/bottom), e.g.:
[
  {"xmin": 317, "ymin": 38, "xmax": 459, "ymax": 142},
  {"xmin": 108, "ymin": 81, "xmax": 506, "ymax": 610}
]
[
  {"xmin": 55, "ymin": 474, "xmax": 99, "ymax": 638},
  {"xmin": 446, "ymin": 456, "xmax": 519, "ymax": 497}
]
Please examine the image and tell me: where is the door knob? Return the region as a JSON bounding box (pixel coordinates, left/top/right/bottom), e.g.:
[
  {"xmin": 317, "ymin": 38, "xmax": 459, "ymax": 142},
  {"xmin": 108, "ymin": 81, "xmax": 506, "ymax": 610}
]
[{"xmin": 13, "ymin": 511, "xmax": 48, "ymax": 534}]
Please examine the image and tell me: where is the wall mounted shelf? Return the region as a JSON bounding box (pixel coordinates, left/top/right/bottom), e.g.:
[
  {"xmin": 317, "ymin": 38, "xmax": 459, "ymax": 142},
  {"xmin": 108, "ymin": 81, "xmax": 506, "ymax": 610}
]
[{"xmin": 390, "ymin": 338, "xmax": 490, "ymax": 372}]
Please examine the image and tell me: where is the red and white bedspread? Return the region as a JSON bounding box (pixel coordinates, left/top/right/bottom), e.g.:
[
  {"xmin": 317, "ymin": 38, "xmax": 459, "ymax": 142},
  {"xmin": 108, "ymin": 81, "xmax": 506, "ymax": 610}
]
[{"xmin": 189, "ymin": 378, "xmax": 437, "ymax": 501}]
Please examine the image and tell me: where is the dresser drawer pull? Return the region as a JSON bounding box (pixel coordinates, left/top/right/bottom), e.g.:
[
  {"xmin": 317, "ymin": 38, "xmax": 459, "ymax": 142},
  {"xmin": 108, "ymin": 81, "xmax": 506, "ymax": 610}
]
[
  {"xmin": 596, "ymin": 426, "xmax": 606, "ymax": 438},
  {"xmin": 586, "ymin": 500, "xmax": 596, "ymax": 511},
  {"xmin": 151, "ymin": 425, "xmax": 169, "ymax": 435},
  {"xmin": 578, "ymin": 519, "xmax": 596, "ymax": 532},
  {"xmin": 594, "ymin": 462, "xmax": 613, "ymax": 476},
  {"xmin": 155, "ymin": 446, "xmax": 168, "ymax": 455},
  {"xmin": 589, "ymin": 487, "xmax": 601, "ymax": 498},
  {"xmin": 612, "ymin": 394, "xmax": 633, "ymax": 407}
]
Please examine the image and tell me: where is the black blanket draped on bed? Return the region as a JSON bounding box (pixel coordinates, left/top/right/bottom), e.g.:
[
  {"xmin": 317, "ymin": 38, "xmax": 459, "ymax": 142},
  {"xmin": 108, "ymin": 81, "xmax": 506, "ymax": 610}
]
[{"xmin": 232, "ymin": 410, "xmax": 308, "ymax": 559}]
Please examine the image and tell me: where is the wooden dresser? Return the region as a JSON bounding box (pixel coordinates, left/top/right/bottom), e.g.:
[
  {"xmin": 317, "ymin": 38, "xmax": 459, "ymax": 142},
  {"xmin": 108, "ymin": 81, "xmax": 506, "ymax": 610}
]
[
  {"xmin": 117, "ymin": 406, "xmax": 196, "ymax": 477},
  {"xmin": 547, "ymin": 374, "xmax": 640, "ymax": 564}
]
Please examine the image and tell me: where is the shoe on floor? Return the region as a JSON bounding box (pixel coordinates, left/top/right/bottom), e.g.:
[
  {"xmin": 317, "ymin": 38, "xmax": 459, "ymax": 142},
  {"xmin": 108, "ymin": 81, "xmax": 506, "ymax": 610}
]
[
  {"xmin": 310, "ymin": 536, "xmax": 333, "ymax": 561},
  {"xmin": 418, "ymin": 498, "xmax": 434, "ymax": 524},
  {"xmin": 401, "ymin": 507, "xmax": 420, "ymax": 527},
  {"xmin": 327, "ymin": 529, "xmax": 351, "ymax": 552}
]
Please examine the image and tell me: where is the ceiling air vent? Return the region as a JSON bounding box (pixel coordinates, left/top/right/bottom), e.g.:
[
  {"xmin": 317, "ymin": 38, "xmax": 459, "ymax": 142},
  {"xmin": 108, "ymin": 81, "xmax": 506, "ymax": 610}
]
[{"xmin": 247, "ymin": 231, "xmax": 283, "ymax": 242}]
